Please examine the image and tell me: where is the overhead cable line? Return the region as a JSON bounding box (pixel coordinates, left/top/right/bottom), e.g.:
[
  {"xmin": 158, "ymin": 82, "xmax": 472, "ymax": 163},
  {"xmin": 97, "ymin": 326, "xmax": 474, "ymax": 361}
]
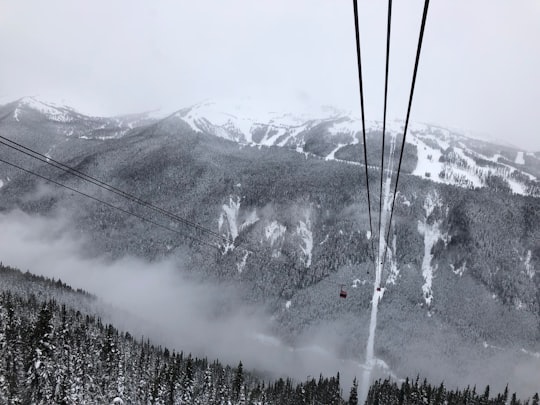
[
  {"xmin": 381, "ymin": 0, "xmax": 430, "ymax": 270},
  {"xmin": 376, "ymin": 0, "xmax": 393, "ymax": 266},
  {"xmin": 0, "ymin": 135, "xmax": 229, "ymax": 244},
  {"xmin": 0, "ymin": 157, "xmax": 221, "ymax": 250},
  {"xmin": 352, "ymin": 0, "xmax": 376, "ymax": 272}
]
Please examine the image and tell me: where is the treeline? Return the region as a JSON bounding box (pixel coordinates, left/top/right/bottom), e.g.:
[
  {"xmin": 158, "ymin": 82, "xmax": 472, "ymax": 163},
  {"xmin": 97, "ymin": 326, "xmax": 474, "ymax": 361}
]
[
  {"xmin": 1, "ymin": 265, "xmax": 537, "ymax": 404},
  {"xmin": 0, "ymin": 264, "xmax": 351, "ymax": 404},
  {"xmin": 0, "ymin": 289, "xmax": 348, "ymax": 404},
  {"xmin": 366, "ymin": 377, "xmax": 539, "ymax": 405}
]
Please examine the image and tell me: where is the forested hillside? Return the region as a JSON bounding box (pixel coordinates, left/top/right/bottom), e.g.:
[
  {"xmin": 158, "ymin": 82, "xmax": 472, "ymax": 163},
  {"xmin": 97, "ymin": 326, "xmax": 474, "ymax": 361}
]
[
  {"xmin": 366, "ymin": 378, "xmax": 539, "ymax": 405},
  {"xmin": 1, "ymin": 264, "xmax": 536, "ymax": 404},
  {"xmin": 0, "ymin": 264, "xmax": 348, "ymax": 404},
  {"xmin": 1, "ymin": 99, "xmax": 539, "ymax": 400}
]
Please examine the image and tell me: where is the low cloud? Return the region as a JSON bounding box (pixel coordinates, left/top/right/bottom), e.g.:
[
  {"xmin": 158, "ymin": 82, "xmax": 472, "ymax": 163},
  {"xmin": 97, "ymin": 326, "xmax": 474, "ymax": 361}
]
[
  {"xmin": 1, "ymin": 209, "xmax": 538, "ymax": 399},
  {"xmin": 0, "ymin": 209, "xmax": 365, "ymax": 389}
]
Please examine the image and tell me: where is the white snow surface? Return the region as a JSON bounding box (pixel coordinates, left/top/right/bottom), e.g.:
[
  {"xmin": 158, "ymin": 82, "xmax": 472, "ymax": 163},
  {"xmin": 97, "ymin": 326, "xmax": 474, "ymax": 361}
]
[
  {"xmin": 177, "ymin": 99, "xmax": 340, "ymax": 144},
  {"xmin": 221, "ymin": 196, "xmax": 241, "ymax": 241},
  {"xmin": 352, "ymin": 279, "xmax": 367, "ymax": 288},
  {"xmin": 524, "ymin": 250, "xmax": 535, "ymax": 279},
  {"xmin": 236, "ymin": 250, "xmax": 249, "ymax": 274},
  {"xmin": 174, "ymin": 101, "xmax": 539, "ymax": 197},
  {"xmin": 417, "ymin": 192, "xmax": 447, "ymax": 307},
  {"xmin": 265, "ymin": 220, "xmax": 286, "ymax": 258},
  {"xmin": 265, "ymin": 220, "xmax": 286, "ymax": 246},
  {"xmin": 325, "ymin": 143, "xmax": 346, "ymax": 161},
  {"xmin": 385, "ymin": 236, "xmax": 399, "ymax": 285},
  {"xmin": 17, "ymin": 96, "xmax": 75, "ymax": 123},
  {"xmin": 361, "ymin": 132, "xmax": 397, "ymax": 402},
  {"xmin": 451, "ymin": 261, "xmax": 467, "ymax": 277},
  {"xmin": 296, "ymin": 216, "xmax": 313, "ymax": 267},
  {"xmin": 240, "ymin": 210, "xmax": 259, "ymax": 231}
]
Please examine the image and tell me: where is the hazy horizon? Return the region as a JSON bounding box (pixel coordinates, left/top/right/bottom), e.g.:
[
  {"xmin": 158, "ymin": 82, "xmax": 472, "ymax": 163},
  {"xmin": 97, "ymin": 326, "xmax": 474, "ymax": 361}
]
[{"xmin": 1, "ymin": 1, "xmax": 539, "ymax": 150}]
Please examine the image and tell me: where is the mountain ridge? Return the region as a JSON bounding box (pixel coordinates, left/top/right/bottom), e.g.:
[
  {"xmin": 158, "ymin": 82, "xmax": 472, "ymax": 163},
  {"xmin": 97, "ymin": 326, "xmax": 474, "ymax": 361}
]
[{"xmin": 0, "ymin": 96, "xmax": 539, "ymax": 395}]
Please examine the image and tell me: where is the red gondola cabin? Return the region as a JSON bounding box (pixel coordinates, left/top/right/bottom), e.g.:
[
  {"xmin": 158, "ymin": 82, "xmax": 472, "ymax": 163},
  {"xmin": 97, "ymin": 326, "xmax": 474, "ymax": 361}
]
[{"xmin": 339, "ymin": 285, "xmax": 347, "ymax": 298}]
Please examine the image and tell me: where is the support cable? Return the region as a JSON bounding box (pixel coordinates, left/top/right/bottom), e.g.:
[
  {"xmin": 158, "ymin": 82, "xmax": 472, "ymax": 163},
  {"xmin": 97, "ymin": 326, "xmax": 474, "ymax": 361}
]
[
  {"xmin": 352, "ymin": 0, "xmax": 377, "ymax": 272},
  {"xmin": 0, "ymin": 135, "xmax": 229, "ymax": 243},
  {"xmin": 381, "ymin": 0, "xmax": 430, "ymax": 270},
  {"xmin": 0, "ymin": 157, "xmax": 221, "ymax": 250},
  {"xmin": 376, "ymin": 0, "xmax": 393, "ymax": 265}
]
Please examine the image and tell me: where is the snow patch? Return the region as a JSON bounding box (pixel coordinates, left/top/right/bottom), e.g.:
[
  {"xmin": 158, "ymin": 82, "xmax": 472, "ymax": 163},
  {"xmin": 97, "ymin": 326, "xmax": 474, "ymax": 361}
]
[
  {"xmin": 417, "ymin": 192, "xmax": 446, "ymax": 306},
  {"xmin": 240, "ymin": 210, "xmax": 259, "ymax": 231},
  {"xmin": 400, "ymin": 195, "xmax": 411, "ymax": 207},
  {"xmin": 18, "ymin": 96, "xmax": 74, "ymax": 123},
  {"xmin": 451, "ymin": 261, "xmax": 466, "ymax": 277},
  {"xmin": 237, "ymin": 250, "xmax": 249, "ymax": 274},
  {"xmin": 515, "ymin": 151, "xmax": 525, "ymax": 165},
  {"xmin": 385, "ymin": 236, "xmax": 399, "ymax": 285},
  {"xmin": 221, "ymin": 196, "xmax": 241, "ymax": 240},
  {"xmin": 521, "ymin": 348, "xmax": 540, "ymax": 359},
  {"xmin": 218, "ymin": 213, "xmax": 224, "ymax": 231},
  {"xmin": 352, "ymin": 279, "xmax": 367, "ymax": 288},
  {"xmin": 285, "ymin": 300, "xmax": 291, "ymax": 309},
  {"xmin": 483, "ymin": 341, "xmax": 503, "ymax": 351},
  {"xmin": 265, "ymin": 220, "xmax": 286, "ymax": 258},
  {"xmin": 297, "ymin": 216, "xmax": 313, "ymax": 267},
  {"xmin": 328, "ymin": 119, "xmax": 359, "ymax": 139},
  {"xmin": 524, "ymin": 250, "xmax": 535, "ymax": 279},
  {"xmin": 361, "ymin": 132, "xmax": 397, "ymax": 402},
  {"xmin": 265, "ymin": 221, "xmax": 286, "ymax": 246},
  {"xmin": 325, "ymin": 143, "xmax": 346, "ymax": 161},
  {"xmin": 515, "ymin": 299, "xmax": 526, "ymax": 310}
]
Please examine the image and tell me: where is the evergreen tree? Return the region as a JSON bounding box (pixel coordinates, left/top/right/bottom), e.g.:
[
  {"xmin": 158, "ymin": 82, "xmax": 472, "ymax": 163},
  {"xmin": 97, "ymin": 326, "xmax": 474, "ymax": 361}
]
[
  {"xmin": 25, "ymin": 303, "xmax": 56, "ymax": 404},
  {"xmin": 182, "ymin": 356, "xmax": 194, "ymax": 404},
  {"xmin": 348, "ymin": 377, "xmax": 358, "ymax": 405},
  {"xmin": 201, "ymin": 365, "xmax": 215, "ymax": 404},
  {"xmin": 232, "ymin": 361, "xmax": 244, "ymax": 401}
]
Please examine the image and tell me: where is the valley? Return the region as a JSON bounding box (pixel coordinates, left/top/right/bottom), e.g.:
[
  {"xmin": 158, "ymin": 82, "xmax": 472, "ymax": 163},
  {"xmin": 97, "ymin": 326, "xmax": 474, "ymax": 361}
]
[{"xmin": 0, "ymin": 97, "xmax": 539, "ymax": 399}]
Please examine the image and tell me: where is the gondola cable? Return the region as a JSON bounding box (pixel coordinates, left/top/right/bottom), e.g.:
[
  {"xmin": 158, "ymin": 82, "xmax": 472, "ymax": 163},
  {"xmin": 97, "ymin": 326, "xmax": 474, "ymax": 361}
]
[
  {"xmin": 0, "ymin": 157, "xmax": 221, "ymax": 250},
  {"xmin": 0, "ymin": 135, "xmax": 230, "ymax": 244},
  {"xmin": 352, "ymin": 0, "xmax": 376, "ymax": 273},
  {"xmin": 381, "ymin": 0, "xmax": 430, "ymax": 271},
  {"xmin": 376, "ymin": 0, "xmax": 393, "ymax": 267}
]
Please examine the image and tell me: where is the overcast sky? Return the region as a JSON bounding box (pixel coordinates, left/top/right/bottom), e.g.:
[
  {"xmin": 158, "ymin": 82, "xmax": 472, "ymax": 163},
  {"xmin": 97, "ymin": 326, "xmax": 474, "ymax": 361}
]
[{"xmin": 1, "ymin": 1, "xmax": 539, "ymax": 150}]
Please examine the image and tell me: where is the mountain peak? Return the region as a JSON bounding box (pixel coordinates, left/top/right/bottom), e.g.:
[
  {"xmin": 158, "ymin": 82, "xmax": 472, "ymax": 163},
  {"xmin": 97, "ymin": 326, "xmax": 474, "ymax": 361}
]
[{"xmin": 13, "ymin": 96, "xmax": 77, "ymax": 123}]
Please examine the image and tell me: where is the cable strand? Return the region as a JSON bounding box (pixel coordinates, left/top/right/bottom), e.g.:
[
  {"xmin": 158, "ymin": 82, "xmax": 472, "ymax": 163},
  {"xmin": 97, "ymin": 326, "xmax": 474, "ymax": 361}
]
[
  {"xmin": 376, "ymin": 0, "xmax": 393, "ymax": 268},
  {"xmin": 0, "ymin": 135, "xmax": 229, "ymax": 243},
  {"xmin": 381, "ymin": 0, "xmax": 430, "ymax": 270},
  {"xmin": 353, "ymin": 0, "xmax": 377, "ymax": 271},
  {"xmin": 0, "ymin": 157, "xmax": 221, "ymax": 250}
]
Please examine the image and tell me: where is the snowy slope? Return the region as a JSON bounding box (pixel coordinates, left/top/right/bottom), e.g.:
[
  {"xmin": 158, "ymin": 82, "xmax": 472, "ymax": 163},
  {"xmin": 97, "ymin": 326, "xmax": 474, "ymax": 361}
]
[
  {"xmin": 174, "ymin": 100, "xmax": 539, "ymax": 197},
  {"xmin": 3, "ymin": 97, "xmax": 538, "ymax": 196},
  {"xmin": 4, "ymin": 97, "xmax": 155, "ymax": 141}
]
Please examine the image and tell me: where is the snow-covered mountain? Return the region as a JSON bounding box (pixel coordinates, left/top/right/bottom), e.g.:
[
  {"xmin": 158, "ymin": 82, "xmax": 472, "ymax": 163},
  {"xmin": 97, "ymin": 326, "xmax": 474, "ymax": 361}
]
[
  {"xmin": 2, "ymin": 96, "xmax": 157, "ymax": 140},
  {"xmin": 173, "ymin": 100, "xmax": 540, "ymax": 197},
  {"xmin": 1, "ymin": 96, "xmax": 539, "ymax": 397}
]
